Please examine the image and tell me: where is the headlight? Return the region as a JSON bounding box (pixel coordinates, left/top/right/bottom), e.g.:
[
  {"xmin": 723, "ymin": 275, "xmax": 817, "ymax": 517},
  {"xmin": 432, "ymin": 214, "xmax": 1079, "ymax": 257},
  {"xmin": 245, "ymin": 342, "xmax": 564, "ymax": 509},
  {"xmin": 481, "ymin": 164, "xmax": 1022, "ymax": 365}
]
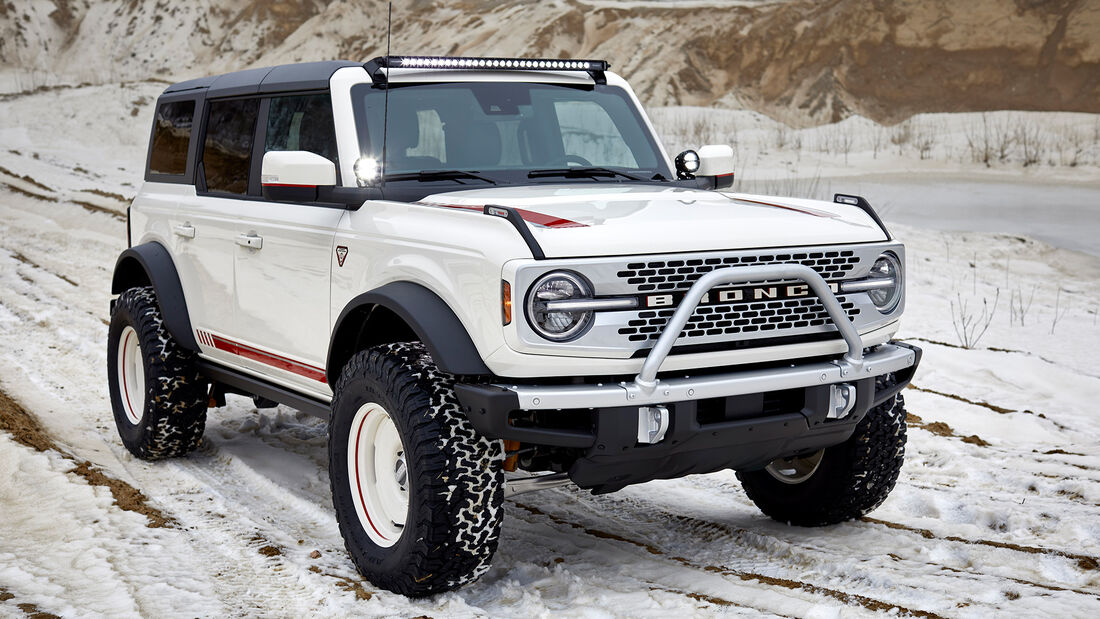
[
  {"xmin": 525, "ymin": 271, "xmax": 595, "ymax": 341},
  {"xmin": 867, "ymin": 252, "xmax": 902, "ymax": 312}
]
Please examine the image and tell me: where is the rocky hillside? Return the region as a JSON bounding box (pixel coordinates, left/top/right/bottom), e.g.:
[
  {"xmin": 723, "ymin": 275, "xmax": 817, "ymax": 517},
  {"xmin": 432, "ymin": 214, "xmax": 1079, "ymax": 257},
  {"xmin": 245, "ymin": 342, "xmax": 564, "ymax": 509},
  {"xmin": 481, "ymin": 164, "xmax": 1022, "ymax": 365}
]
[{"xmin": 2, "ymin": 0, "xmax": 1097, "ymax": 125}]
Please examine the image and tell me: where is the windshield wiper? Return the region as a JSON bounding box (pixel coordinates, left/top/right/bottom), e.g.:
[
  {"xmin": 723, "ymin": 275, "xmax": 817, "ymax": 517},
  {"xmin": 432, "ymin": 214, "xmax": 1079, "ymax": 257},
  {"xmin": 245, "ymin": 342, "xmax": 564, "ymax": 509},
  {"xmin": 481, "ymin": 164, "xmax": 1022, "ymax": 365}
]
[
  {"xmin": 386, "ymin": 170, "xmax": 497, "ymax": 184},
  {"xmin": 527, "ymin": 167, "xmax": 641, "ymax": 181}
]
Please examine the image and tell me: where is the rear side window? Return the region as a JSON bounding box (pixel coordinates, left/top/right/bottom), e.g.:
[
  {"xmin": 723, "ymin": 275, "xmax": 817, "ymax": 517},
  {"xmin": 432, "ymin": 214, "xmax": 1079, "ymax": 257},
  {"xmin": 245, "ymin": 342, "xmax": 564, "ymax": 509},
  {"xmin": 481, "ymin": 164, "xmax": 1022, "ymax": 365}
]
[
  {"xmin": 148, "ymin": 100, "xmax": 195, "ymax": 176},
  {"xmin": 202, "ymin": 98, "xmax": 260, "ymax": 195},
  {"xmin": 265, "ymin": 94, "xmax": 338, "ymax": 164}
]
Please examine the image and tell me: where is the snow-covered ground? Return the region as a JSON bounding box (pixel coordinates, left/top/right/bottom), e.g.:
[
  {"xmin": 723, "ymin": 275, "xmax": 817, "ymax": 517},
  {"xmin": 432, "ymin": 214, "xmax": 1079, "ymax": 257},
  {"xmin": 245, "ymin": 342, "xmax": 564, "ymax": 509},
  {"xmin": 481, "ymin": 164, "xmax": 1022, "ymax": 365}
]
[{"xmin": 1, "ymin": 83, "xmax": 1099, "ymax": 617}]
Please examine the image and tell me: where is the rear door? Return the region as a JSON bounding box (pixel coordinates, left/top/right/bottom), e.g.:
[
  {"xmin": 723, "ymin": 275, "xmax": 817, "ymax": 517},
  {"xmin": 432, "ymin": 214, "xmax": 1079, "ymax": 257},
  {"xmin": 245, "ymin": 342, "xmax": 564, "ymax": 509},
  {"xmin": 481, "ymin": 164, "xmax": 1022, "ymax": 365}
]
[
  {"xmin": 228, "ymin": 93, "xmax": 344, "ymax": 397},
  {"xmin": 169, "ymin": 97, "xmax": 248, "ymax": 368}
]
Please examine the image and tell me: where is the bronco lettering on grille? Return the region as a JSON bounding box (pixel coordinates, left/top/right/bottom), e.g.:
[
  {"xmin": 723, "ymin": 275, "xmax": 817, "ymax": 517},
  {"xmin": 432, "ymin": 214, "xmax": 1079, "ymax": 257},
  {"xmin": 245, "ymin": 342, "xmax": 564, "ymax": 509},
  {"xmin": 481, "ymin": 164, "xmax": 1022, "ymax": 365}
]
[{"xmin": 644, "ymin": 282, "xmax": 840, "ymax": 309}]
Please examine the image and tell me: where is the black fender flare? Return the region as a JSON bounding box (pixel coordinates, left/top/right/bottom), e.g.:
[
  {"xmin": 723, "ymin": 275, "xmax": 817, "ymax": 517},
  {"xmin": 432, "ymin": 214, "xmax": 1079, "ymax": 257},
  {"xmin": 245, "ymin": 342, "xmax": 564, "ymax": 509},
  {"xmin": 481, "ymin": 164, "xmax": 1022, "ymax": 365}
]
[
  {"xmin": 111, "ymin": 242, "xmax": 199, "ymax": 351},
  {"xmin": 327, "ymin": 282, "xmax": 491, "ymax": 384}
]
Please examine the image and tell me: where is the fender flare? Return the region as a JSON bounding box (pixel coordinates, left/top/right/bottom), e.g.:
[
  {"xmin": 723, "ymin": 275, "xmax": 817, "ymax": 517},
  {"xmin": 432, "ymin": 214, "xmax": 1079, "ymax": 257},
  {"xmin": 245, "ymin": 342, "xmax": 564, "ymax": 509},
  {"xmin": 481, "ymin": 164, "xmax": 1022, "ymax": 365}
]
[
  {"xmin": 328, "ymin": 282, "xmax": 491, "ymax": 383},
  {"xmin": 111, "ymin": 242, "xmax": 199, "ymax": 351}
]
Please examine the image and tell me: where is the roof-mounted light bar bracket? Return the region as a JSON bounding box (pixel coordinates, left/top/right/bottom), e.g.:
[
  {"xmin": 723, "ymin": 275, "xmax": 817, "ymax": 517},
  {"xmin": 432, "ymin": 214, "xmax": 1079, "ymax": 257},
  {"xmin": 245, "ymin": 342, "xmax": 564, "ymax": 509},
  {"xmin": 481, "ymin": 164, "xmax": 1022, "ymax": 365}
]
[{"xmin": 364, "ymin": 56, "xmax": 609, "ymax": 85}]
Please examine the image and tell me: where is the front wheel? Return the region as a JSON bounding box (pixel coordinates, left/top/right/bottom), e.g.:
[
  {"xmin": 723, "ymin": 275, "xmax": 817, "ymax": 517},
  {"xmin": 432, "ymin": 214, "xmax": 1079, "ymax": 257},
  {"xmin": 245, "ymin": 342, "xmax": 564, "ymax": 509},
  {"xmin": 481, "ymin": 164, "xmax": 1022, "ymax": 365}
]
[
  {"xmin": 737, "ymin": 377, "xmax": 908, "ymax": 526},
  {"xmin": 328, "ymin": 343, "xmax": 504, "ymax": 597}
]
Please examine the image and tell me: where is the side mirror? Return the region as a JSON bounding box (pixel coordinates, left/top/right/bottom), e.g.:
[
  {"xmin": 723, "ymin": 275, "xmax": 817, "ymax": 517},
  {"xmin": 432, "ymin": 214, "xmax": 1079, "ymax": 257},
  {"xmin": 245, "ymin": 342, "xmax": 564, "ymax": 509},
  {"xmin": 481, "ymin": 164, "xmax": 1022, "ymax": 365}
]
[
  {"xmin": 261, "ymin": 151, "xmax": 337, "ymax": 202},
  {"xmin": 697, "ymin": 144, "xmax": 735, "ymax": 189}
]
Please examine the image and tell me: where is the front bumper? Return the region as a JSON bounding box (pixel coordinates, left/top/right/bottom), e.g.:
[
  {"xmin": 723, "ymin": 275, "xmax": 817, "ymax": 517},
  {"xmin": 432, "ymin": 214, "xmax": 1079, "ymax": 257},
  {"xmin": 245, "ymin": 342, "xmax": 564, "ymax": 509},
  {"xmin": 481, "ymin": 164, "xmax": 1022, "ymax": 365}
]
[{"xmin": 455, "ymin": 264, "xmax": 921, "ymax": 493}]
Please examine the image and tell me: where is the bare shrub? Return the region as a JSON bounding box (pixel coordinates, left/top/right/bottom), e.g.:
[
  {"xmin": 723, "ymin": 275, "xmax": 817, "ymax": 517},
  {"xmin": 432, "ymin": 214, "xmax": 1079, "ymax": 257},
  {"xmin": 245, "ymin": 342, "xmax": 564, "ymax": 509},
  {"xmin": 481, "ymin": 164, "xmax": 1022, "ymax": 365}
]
[
  {"xmin": 1056, "ymin": 125, "xmax": 1086, "ymax": 167},
  {"xmin": 965, "ymin": 113, "xmax": 1015, "ymax": 166},
  {"xmin": 1050, "ymin": 288, "xmax": 1069, "ymax": 334},
  {"xmin": 952, "ymin": 290, "xmax": 999, "ymax": 349},
  {"xmin": 837, "ymin": 129, "xmax": 853, "ymax": 164},
  {"xmin": 871, "ymin": 126, "xmax": 887, "ymax": 159},
  {"xmin": 890, "ymin": 121, "xmax": 912, "ymax": 156},
  {"xmin": 913, "ymin": 120, "xmax": 936, "ymax": 160},
  {"xmin": 773, "ymin": 121, "xmax": 791, "ymax": 150},
  {"xmin": 1015, "ymin": 119, "xmax": 1046, "ymax": 167},
  {"xmin": 1009, "ymin": 285, "xmax": 1037, "ymax": 326}
]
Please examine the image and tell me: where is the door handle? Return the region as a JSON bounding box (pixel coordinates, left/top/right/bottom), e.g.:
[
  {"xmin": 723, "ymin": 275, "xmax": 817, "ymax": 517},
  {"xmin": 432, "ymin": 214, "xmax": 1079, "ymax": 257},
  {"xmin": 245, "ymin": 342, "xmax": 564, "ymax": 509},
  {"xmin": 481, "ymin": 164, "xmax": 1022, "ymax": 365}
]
[
  {"xmin": 173, "ymin": 224, "xmax": 196, "ymax": 239},
  {"xmin": 236, "ymin": 233, "xmax": 263, "ymax": 250}
]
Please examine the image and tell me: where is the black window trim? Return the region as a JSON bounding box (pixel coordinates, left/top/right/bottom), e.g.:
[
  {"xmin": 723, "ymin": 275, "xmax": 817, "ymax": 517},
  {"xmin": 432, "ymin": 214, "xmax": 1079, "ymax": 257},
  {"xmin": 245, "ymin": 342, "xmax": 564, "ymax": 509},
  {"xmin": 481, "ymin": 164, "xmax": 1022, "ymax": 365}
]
[
  {"xmin": 194, "ymin": 88, "xmax": 341, "ymax": 202},
  {"xmin": 144, "ymin": 92, "xmax": 205, "ymax": 185}
]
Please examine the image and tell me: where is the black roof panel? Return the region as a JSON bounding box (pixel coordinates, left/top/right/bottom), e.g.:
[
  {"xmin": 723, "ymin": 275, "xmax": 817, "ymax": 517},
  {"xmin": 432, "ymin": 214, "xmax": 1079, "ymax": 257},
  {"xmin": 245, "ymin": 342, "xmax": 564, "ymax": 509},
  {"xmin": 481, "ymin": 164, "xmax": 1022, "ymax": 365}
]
[
  {"xmin": 161, "ymin": 61, "xmax": 361, "ymax": 98},
  {"xmin": 260, "ymin": 61, "xmax": 360, "ymax": 93}
]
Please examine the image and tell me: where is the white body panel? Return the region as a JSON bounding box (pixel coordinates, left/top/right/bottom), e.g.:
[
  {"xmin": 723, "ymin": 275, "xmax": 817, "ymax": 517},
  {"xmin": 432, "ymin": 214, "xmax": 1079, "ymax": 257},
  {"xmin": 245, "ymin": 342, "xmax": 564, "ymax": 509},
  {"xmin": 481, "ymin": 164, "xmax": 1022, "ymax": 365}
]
[
  {"xmin": 230, "ymin": 200, "xmax": 343, "ymax": 396},
  {"xmin": 416, "ymin": 185, "xmax": 887, "ymax": 256},
  {"xmin": 151, "ymin": 184, "xmax": 240, "ymax": 369},
  {"xmin": 129, "ymin": 63, "xmax": 908, "ymax": 397}
]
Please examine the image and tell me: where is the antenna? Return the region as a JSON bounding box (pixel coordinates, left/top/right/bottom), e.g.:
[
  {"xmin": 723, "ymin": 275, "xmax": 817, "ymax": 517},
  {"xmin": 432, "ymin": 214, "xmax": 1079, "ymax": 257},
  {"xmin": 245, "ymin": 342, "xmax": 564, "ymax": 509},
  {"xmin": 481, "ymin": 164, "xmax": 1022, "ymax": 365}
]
[{"xmin": 380, "ymin": 1, "xmax": 392, "ymax": 188}]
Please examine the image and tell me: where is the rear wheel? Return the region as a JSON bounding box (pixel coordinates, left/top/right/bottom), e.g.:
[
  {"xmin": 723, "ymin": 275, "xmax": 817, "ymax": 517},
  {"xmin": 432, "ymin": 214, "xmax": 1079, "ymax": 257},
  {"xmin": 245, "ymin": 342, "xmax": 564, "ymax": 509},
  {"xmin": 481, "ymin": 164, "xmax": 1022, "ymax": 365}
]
[
  {"xmin": 329, "ymin": 342, "xmax": 504, "ymax": 597},
  {"xmin": 737, "ymin": 377, "xmax": 907, "ymax": 526},
  {"xmin": 107, "ymin": 286, "xmax": 208, "ymax": 460}
]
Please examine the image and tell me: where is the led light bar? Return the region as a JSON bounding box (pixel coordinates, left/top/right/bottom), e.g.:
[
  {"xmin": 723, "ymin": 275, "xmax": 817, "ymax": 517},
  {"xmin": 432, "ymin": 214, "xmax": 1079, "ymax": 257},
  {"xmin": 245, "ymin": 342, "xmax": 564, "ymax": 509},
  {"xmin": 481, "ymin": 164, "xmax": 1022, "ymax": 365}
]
[
  {"xmin": 389, "ymin": 56, "xmax": 607, "ymax": 71},
  {"xmin": 364, "ymin": 55, "xmax": 610, "ymax": 84}
]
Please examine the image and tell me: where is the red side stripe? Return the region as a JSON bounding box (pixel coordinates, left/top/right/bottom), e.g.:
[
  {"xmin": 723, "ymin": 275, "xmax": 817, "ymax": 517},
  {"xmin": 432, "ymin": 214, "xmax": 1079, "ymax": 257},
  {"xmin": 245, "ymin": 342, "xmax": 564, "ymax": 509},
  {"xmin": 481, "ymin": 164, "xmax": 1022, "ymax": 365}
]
[{"xmin": 210, "ymin": 335, "xmax": 327, "ymax": 383}]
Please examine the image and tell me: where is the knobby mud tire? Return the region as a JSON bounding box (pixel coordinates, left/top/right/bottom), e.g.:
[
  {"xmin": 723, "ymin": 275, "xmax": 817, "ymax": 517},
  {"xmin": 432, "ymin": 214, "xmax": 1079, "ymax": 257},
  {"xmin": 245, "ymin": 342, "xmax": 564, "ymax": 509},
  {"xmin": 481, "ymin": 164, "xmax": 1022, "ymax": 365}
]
[
  {"xmin": 107, "ymin": 286, "xmax": 207, "ymax": 460},
  {"xmin": 329, "ymin": 342, "xmax": 505, "ymax": 597}
]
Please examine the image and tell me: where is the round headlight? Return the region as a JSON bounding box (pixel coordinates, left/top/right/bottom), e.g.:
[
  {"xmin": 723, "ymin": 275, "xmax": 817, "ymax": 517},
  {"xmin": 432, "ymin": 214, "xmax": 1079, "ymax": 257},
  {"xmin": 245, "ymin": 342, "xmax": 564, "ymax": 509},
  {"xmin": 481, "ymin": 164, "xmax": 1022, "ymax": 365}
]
[
  {"xmin": 868, "ymin": 252, "xmax": 902, "ymax": 312},
  {"xmin": 525, "ymin": 271, "xmax": 594, "ymax": 341}
]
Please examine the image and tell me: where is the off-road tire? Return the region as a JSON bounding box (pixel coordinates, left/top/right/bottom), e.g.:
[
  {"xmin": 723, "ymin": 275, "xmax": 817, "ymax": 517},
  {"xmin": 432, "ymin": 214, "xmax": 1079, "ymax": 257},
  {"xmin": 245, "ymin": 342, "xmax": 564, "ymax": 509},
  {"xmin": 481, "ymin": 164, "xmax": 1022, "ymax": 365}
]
[
  {"xmin": 737, "ymin": 376, "xmax": 907, "ymax": 526},
  {"xmin": 107, "ymin": 286, "xmax": 208, "ymax": 460},
  {"xmin": 329, "ymin": 342, "xmax": 505, "ymax": 597}
]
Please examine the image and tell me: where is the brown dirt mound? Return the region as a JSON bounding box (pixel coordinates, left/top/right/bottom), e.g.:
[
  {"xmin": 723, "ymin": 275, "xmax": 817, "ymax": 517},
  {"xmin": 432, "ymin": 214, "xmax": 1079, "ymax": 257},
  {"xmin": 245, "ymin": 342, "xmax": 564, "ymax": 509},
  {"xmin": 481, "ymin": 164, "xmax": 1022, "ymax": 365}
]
[{"xmin": 0, "ymin": 387, "xmax": 173, "ymax": 528}]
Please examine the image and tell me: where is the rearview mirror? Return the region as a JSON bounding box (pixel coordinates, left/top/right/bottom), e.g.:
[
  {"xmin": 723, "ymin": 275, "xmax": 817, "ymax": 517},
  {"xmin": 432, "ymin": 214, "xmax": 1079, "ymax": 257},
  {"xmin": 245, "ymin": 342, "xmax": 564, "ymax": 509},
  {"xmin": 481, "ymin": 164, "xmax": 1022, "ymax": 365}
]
[{"xmin": 261, "ymin": 151, "xmax": 337, "ymax": 202}]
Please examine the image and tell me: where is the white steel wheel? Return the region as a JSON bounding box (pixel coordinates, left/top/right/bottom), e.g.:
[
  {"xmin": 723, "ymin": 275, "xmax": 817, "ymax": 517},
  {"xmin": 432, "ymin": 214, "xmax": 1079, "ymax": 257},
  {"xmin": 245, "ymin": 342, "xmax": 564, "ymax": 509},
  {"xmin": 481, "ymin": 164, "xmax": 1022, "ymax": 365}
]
[
  {"xmin": 765, "ymin": 449, "xmax": 824, "ymax": 485},
  {"xmin": 347, "ymin": 402, "xmax": 409, "ymax": 547},
  {"xmin": 116, "ymin": 325, "xmax": 146, "ymax": 425}
]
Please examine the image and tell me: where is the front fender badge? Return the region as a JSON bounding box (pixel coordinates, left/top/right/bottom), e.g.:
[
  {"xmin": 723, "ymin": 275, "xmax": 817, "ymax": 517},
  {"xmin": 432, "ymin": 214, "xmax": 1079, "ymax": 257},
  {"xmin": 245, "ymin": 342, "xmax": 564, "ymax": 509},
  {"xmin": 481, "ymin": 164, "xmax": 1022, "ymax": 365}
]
[{"xmin": 336, "ymin": 246, "xmax": 348, "ymax": 267}]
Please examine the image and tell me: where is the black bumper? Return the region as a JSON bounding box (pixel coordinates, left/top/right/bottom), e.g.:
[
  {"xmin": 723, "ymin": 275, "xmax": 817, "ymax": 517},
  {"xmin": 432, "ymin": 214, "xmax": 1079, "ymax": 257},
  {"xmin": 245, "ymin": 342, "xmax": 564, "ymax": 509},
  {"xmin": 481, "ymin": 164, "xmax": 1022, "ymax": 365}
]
[{"xmin": 456, "ymin": 342, "xmax": 921, "ymax": 494}]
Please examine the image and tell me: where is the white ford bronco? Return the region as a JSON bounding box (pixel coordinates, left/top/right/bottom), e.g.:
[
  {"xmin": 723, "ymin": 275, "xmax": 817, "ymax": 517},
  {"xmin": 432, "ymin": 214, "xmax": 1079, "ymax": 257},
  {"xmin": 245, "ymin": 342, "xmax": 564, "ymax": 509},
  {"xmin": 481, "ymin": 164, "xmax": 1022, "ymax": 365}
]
[{"xmin": 108, "ymin": 56, "xmax": 920, "ymax": 596}]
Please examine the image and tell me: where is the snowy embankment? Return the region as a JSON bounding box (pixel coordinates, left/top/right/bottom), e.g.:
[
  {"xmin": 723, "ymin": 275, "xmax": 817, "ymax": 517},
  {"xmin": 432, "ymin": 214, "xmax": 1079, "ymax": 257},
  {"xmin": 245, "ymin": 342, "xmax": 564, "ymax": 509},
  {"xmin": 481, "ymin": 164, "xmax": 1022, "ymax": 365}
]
[{"xmin": 0, "ymin": 84, "xmax": 1098, "ymax": 617}]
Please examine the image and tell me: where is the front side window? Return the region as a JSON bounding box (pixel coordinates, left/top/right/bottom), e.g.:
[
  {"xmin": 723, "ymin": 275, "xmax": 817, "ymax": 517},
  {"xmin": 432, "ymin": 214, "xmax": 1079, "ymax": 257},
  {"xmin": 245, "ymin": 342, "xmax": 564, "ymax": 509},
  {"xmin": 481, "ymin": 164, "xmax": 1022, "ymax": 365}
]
[
  {"xmin": 265, "ymin": 94, "xmax": 338, "ymax": 165},
  {"xmin": 351, "ymin": 82, "xmax": 670, "ymax": 182},
  {"xmin": 202, "ymin": 98, "xmax": 259, "ymax": 195},
  {"xmin": 148, "ymin": 100, "xmax": 195, "ymax": 176}
]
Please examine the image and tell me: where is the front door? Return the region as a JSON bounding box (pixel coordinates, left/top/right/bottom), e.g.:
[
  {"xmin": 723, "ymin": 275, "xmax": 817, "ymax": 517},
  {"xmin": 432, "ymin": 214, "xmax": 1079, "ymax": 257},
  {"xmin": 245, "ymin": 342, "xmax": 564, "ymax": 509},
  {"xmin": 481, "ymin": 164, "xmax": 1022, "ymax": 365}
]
[{"xmin": 230, "ymin": 93, "xmax": 344, "ymax": 398}]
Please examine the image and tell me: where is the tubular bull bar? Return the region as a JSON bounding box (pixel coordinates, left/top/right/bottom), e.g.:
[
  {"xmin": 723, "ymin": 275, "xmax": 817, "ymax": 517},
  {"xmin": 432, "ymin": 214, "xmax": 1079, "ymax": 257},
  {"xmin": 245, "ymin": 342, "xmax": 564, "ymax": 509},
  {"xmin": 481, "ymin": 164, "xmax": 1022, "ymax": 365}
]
[{"xmin": 456, "ymin": 264, "xmax": 921, "ymax": 469}]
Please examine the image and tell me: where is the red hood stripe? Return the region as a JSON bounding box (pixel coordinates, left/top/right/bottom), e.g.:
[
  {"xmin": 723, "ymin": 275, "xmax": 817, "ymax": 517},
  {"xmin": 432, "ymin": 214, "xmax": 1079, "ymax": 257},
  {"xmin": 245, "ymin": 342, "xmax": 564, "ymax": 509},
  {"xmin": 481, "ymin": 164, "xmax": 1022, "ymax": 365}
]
[
  {"xmin": 416, "ymin": 201, "xmax": 587, "ymax": 228},
  {"xmin": 732, "ymin": 197, "xmax": 838, "ymax": 218}
]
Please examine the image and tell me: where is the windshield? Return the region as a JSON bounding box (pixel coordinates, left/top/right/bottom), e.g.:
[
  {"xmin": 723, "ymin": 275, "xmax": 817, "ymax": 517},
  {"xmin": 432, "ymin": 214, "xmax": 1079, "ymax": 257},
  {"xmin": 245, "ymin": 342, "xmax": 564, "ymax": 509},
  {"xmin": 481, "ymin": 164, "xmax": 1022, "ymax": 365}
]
[{"xmin": 350, "ymin": 81, "xmax": 672, "ymax": 183}]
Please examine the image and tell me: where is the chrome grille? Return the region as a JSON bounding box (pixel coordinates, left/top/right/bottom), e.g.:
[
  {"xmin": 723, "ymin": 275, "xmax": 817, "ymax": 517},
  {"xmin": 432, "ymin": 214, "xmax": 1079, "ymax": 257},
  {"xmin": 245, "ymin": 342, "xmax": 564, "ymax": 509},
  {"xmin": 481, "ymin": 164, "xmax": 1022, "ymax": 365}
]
[
  {"xmin": 618, "ymin": 296, "xmax": 859, "ymax": 342},
  {"xmin": 616, "ymin": 250, "xmax": 858, "ymax": 292}
]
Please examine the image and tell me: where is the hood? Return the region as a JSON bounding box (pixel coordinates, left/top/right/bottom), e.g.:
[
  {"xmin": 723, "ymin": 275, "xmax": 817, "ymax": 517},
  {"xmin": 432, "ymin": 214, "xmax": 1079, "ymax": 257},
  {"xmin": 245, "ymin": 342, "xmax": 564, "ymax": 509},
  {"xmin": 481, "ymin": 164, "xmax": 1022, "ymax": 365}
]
[{"xmin": 417, "ymin": 184, "xmax": 888, "ymax": 258}]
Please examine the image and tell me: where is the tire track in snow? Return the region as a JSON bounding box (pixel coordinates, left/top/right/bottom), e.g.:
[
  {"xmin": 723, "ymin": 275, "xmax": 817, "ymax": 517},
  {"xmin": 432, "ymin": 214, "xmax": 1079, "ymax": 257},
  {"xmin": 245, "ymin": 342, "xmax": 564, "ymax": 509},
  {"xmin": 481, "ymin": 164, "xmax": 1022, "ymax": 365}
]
[
  {"xmin": 514, "ymin": 473, "xmax": 1099, "ymax": 614},
  {"xmin": 861, "ymin": 516, "xmax": 1100, "ymax": 573},
  {"xmin": 512, "ymin": 501, "xmax": 947, "ymax": 618}
]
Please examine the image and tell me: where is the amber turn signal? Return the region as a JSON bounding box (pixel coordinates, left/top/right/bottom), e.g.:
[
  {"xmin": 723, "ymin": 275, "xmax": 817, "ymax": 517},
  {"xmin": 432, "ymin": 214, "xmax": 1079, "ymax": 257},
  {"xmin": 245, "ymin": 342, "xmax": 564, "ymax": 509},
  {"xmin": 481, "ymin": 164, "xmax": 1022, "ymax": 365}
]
[{"xmin": 501, "ymin": 280, "xmax": 512, "ymax": 326}]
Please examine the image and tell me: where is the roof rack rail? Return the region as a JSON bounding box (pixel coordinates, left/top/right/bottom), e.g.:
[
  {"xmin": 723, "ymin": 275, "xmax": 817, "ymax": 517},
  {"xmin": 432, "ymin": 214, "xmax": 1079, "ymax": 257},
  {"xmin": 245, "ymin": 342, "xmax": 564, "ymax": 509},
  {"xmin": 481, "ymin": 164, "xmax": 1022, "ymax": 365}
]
[{"xmin": 363, "ymin": 55, "xmax": 609, "ymax": 85}]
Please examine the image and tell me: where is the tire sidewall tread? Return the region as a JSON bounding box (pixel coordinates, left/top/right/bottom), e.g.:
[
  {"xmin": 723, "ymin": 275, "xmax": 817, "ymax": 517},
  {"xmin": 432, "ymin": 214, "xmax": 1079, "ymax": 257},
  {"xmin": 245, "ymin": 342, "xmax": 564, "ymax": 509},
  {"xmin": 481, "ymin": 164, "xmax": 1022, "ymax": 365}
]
[
  {"xmin": 107, "ymin": 286, "xmax": 207, "ymax": 460},
  {"xmin": 328, "ymin": 342, "xmax": 504, "ymax": 597}
]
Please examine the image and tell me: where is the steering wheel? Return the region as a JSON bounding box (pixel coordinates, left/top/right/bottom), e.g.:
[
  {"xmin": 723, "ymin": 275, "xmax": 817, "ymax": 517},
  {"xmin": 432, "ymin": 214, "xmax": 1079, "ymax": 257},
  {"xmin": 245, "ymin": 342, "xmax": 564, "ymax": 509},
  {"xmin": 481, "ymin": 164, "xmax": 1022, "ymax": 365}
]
[{"xmin": 564, "ymin": 154, "xmax": 593, "ymax": 167}]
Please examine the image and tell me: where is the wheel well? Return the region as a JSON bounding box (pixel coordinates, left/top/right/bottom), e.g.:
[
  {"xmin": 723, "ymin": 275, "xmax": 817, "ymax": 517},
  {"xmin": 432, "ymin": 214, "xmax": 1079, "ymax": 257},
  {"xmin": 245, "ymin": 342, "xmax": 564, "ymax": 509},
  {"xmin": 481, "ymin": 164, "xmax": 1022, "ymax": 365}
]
[
  {"xmin": 327, "ymin": 304, "xmax": 418, "ymax": 387},
  {"xmin": 111, "ymin": 255, "xmax": 152, "ymax": 294}
]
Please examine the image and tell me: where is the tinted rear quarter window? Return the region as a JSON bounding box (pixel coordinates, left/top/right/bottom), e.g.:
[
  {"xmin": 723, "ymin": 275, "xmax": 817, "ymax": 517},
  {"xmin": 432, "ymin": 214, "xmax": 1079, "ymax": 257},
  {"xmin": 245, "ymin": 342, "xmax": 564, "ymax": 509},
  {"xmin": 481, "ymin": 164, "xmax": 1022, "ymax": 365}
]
[
  {"xmin": 265, "ymin": 94, "xmax": 338, "ymax": 165},
  {"xmin": 148, "ymin": 100, "xmax": 195, "ymax": 176},
  {"xmin": 203, "ymin": 98, "xmax": 260, "ymax": 195}
]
